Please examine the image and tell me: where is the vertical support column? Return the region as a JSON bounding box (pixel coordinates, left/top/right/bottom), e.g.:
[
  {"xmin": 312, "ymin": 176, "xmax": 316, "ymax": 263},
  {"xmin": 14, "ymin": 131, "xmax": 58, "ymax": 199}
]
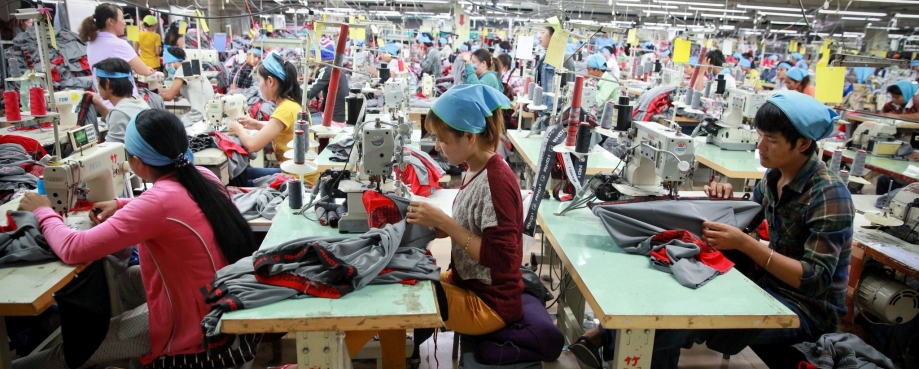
[
  {"xmin": 322, "ymin": 23, "xmax": 348, "ymax": 127},
  {"xmin": 296, "ymin": 331, "xmax": 346, "ymax": 369},
  {"xmin": 612, "ymin": 328, "xmax": 655, "ymax": 369}
]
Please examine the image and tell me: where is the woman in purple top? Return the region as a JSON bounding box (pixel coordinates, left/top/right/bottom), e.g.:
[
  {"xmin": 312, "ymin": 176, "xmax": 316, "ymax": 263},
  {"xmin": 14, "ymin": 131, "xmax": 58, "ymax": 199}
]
[{"xmin": 80, "ymin": 3, "xmax": 155, "ymax": 77}]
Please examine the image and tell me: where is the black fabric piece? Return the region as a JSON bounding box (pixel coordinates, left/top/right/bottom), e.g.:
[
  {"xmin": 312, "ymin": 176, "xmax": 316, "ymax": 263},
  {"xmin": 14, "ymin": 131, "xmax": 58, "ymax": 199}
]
[
  {"xmin": 54, "ymin": 261, "xmax": 111, "ymax": 369},
  {"xmin": 523, "ymin": 124, "xmax": 586, "ymax": 236},
  {"xmin": 433, "ymin": 280, "xmax": 449, "ymax": 321},
  {"xmin": 520, "ymin": 267, "xmax": 552, "ymax": 304},
  {"xmin": 188, "ymin": 133, "xmax": 216, "ymax": 153},
  {"xmin": 0, "ymin": 211, "xmax": 56, "ymax": 267}
]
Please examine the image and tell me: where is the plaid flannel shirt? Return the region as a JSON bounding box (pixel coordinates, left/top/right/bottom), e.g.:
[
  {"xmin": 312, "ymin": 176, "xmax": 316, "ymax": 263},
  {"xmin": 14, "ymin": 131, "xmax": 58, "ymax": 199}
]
[
  {"xmin": 232, "ymin": 64, "xmax": 254, "ymax": 89},
  {"xmin": 753, "ymin": 156, "xmax": 854, "ymax": 335}
]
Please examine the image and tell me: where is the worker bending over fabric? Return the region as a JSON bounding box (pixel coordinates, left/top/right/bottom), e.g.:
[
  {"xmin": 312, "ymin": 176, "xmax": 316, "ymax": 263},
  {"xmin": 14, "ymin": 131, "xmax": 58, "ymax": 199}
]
[
  {"xmin": 785, "ymin": 67, "xmax": 815, "ymax": 97},
  {"xmin": 88, "ymin": 58, "xmax": 151, "ymax": 143},
  {"xmin": 13, "ymin": 109, "xmax": 257, "ymax": 369},
  {"xmin": 570, "ymin": 91, "xmax": 854, "ymax": 369},
  {"xmin": 694, "ymin": 49, "xmax": 736, "ymax": 96},
  {"xmin": 156, "ymin": 46, "xmax": 215, "ymax": 125},
  {"xmin": 463, "ymin": 49, "xmax": 504, "ymax": 92},
  {"xmin": 586, "ymin": 54, "xmax": 620, "ymax": 107},
  {"xmin": 882, "ymin": 80, "xmax": 918, "ymax": 115}
]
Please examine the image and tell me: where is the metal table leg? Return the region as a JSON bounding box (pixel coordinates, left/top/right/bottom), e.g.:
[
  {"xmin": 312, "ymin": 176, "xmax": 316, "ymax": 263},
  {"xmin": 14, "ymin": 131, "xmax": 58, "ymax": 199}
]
[{"xmin": 611, "ymin": 328, "xmax": 654, "ymax": 369}]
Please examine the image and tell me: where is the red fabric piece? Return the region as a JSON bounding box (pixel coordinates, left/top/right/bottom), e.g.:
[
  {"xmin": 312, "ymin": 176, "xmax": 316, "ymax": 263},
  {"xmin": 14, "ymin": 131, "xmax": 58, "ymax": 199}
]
[
  {"xmin": 0, "ymin": 212, "xmax": 18, "ymax": 232},
  {"xmin": 401, "ymin": 152, "xmax": 443, "ymax": 197},
  {"xmin": 798, "ymin": 362, "xmax": 817, "ymax": 369},
  {"xmin": 650, "ymin": 229, "xmax": 734, "ymax": 274},
  {"xmin": 209, "ymin": 130, "xmax": 249, "ymax": 157},
  {"xmin": 756, "ymin": 219, "xmax": 769, "ymax": 241},
  {"xmin": 19, "ymin": 162, "xmax": 44, "ymax": 178},
  {"xmin": 0, "ymin": 135, "xmax": 48, "ymax": 158},
  {"xmin": 268, "ymin": 174, "xmax": 293, "ymax": 190},
  {"xmin": 362, "ymin": 191, "xmax": 402, "ymax": 229},
  {"xmin": 79, "ymin": 56, "xmax": 90, "ymax": 71}
]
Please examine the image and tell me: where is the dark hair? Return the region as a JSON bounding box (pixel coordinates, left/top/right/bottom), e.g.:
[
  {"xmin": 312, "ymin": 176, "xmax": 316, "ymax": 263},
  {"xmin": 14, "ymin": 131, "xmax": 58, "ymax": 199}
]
[
  {"xmin": 79, "ymin": 3, "xmax": 121, "ymax": 42},
  {"xmin": 133, "ymin": 110, "xmax": 257, "ymax": 264},
  {"xmin": 165, "ymin": 22, "xmax": 181, "ymax": 47},
  {"xmin": 705, "ymin": 49, "xmax": 726, "ymax": 67},
  {"xmin": 471, "ymin": 49, "xmax": 495, "ymax": 71},
  {"xmin": 257, "ymin": 53, "xmax": 303, "ymax": 104},
  {"xmin": 545, "ymin": 26, "xmax": 555, "ymax": 36},
  {"xmin": 887, "ymin": 85, "xmax": 903, "ymax": 97},
  {"xmin": 754, "ymin": 102, "xmax": 815, "ymax": 156},
  {"xmin": 93, "ymin": 58, "xmax": 133, "ymax": 97},
  {"xmin": 168, "ymin": 47, "xmax": 187, "ymax": 61},
  {"xmin": 791, "ymin": 75, "xmax": 811, "ymax": 93},
  {"xmin": 602, "ymin": 45, "xmax": 615, "ymax": 55},
  {"xmin": 496, "ymin": 53, "xmax": 513, "ymax": 73},
  {"xmin": 425, "ymin": 106, "xmax": 504, "ymax": 151},
  {"xmin": 498, "ymin": 41, "xmax": 512, "ymax": 51}
]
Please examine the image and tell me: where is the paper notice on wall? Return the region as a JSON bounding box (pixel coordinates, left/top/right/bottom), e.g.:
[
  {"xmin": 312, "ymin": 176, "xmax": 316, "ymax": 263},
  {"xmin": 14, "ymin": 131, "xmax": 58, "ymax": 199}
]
[
  {"xmin": 815, "ymin": 66, "xmax": 846, "ymax": 104},
  {"xmin": 516, "ymin": 33, "xmax": 535, "ymax": 60},
  {"xmin": 179, "ymin": 21, "xmax": 187, "ymax": 35},
  {"xmin": 722, "ymin": 39, "xmax": 733, "ymax": 55},
  {"xmin": 673, "ymin": 38, "xmax": 691, "ymax": 63},
  {"xmin": 545, "ymin": 29, "xmax": 571, "ymax": 68}
]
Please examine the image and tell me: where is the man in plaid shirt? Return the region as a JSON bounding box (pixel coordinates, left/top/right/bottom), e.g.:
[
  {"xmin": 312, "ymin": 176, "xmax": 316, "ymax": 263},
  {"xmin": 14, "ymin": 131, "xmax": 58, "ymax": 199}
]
[{"xmin": 230, "ymin": 48, "xmax": 261, "ymax": 91}]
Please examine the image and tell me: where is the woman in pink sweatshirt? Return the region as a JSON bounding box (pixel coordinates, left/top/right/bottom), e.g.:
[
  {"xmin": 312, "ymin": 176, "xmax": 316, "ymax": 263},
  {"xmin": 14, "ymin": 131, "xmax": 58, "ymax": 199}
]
[{"xmin": 15, "ymin": 109, "xmax": 257, "ymax": 368}]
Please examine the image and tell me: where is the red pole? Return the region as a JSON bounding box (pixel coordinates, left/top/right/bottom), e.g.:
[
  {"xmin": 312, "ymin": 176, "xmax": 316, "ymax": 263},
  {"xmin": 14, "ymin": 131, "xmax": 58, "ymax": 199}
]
[
  {"xmin": 565, "ymin": 76, "xmax": 585, "ymax": 147},
  {"xmin": 322, "ymin": 24, "xmax": 349, "ymax": 127},
  {"xmin": 688, "ymin": 46, "xmax": 707, "ymax": 88}
]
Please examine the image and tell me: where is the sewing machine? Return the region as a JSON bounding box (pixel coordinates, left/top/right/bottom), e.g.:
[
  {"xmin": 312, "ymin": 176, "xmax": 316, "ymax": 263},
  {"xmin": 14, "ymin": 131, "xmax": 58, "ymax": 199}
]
[
  {"xmin": 136, "ymin": 72, "xmax": 165, "ymax": 90},
  {"xmin": 43, "ymin": 142, "xmax": 130, "ymax": 213},
  {"xmin": 617, "ymin": 120, "xmax": 694, "ymax": 196},
  {"xmin": 421, "ymin": 75, "xmax": 434, "ymax": 98},
  {"xmin": 337, "ymin": 119, "xmax": 410, "ymax": 233},
  {"xmin": 561, "ymin": 79, "xmax": 598, "ymax": 115},
  {"xmin": 660, "ymin": 68, "xmax": 682, "ymax": 87},
  {"xmin": 384, "ymin": 78, "xmax": 408, "ymax": 110},
  {"xmin": 708, "ymin": 89, "xmax": 762, "ymax": 151},
  {"xmin": 848, "ymin": 120, "xmax": 908, "ymax": 156},
  {"xmin": 53, "ymin": 90, "xmax": 85, "ymax": 127},
  {"xmin": 184, "ymin": 49, "xmax": 220, "ymax": 66},
  {"xmin": 206, "ymin": 94, "xmax": 247, "ymax": 128}
]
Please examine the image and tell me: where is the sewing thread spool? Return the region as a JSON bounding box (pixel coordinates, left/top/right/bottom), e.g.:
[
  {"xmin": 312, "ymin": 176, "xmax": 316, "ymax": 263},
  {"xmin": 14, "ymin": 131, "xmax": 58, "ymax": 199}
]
[
  {"xmin": 654, "ymin": 60, "xmax": 662, "ymax": 73},
  {"xmin": 565, "ymin": 76, "xmax": 585, "ymax": 147},
  {"xmin": 532, "ymin": 86, "xmax": 544, "ymax": 105},
  {"xmin": 527, "ymin": 82, "xmax": 536, "ymax": 100},
  {"xmin": 296, "ymin": 111, "xmax": 309, "ymax": 131},
  {"xmin": 524, "ymin": 77, "xmax": 532, "ymax": 94},
  {"xmin": 735, "ymin": 69, "xmax": 745, "ymax": 84},
  {"xmin": 599, "ymin": 100, "xmax": 615, "ymax": 129},
  {"xmin": 703, "ymin": 80, "xmax": 712, "ymax": 97},
  {"xmin": 293, "ymin": 129, "xmax": 306, "ymax": 164},
  {"xmin": 575, "ymin": 122, "xmax": 591, "ymax": 153},
  {"xmin": 288, "ymin": 179, "xmax": 303, "ymax": 209},
  {"xmin": 690, "ymin": 90, "xmax": 702, "ymax": 110},
  {"xmin": 851, "ymin": 149, "xmax": 868, "ymax": 177},
  {"xmin": 715, "ymin": 74, "xmax": 727, "ymax": 95},
  {"xmin": 839, "ymin": 170, "xmax": 849, "ymax": 184},
  {"xmin": 8, "ymin": 59, "xmax": 20, "ymax": 78},
  {"xmin": 29, "ymin": 87, "xmax": 46, "ymax": 116},
  {"xmin": 4, "ymin": 91, "xmax": 21, "ymax": 121},
  {"xmin": 615, "ymin": 96, "xmax": 632, "ymax": 131},
  {"xmin": 683, "ymin": 88, "xmax": 695, "ymax": 106},
  {"xmin": 829, "ymin": 149, "xmax": 843, "ymax": 173}
]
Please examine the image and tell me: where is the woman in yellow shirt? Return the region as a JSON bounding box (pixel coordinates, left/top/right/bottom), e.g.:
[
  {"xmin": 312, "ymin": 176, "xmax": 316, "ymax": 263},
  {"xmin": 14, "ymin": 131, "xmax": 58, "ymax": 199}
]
[
  {"xmin": 135, "ymin": 15, "xmax": 162, "ymax": 70},
  {"xmin": 230, "ymin": 52, "xmax": 318, "ymax": 185}
]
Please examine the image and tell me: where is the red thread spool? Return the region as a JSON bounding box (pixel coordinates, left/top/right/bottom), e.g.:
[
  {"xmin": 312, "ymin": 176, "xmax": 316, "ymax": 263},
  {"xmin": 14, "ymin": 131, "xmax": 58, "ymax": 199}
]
[
  {"xmin": 29, "ymin": 87, "xmax": 47, "ymax": 116},
  {"xmin": 4, "ymin": 91, "xmax": 21, "ymax": 121},
  {"xmin": 565, "ymin": 76, "xmax": 585, "ymax": 147}
]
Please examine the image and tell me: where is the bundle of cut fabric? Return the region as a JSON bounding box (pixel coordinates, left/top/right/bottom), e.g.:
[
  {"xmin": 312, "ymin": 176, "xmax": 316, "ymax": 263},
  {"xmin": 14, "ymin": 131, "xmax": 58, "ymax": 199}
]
[
  {"xmin": 0, "ymin": 211, "xmax": 55, "ymax": 267},
  {"xmin": 630, "ymin": 85, "xmax": 676, "ymax": 122},
  {"xmin": 240, "ymin": 85, "xmax": 277, "ymax": 121},
  {"xmin": 183, "ymin": 29, "xmax": 212, "ymax": 49},
  {"xmin": 200, "ymin": 194, "xmax": 439, "ymax": 354},
  {"xmin": 791, "ymin": 333, "xmax": 894, "ymax": 369},
  {"xmin": 325, "ymin": 136, "xmax": 354, "ymax": 162},
  {"xmin": 402, "ymin": 147, "xmax": 445, "ymax": 197},
  {"xmin": 592, "ymin": 199, "xmax": 762, "ymax": 288},
  {"xmin": 5, "ymin": 27, "xmax": 93, "ymax": 91},
  {"xmin": 0, "ymin": 143, "xmax": 47, "ymax": 192},
  {"xmin": 232, "ymin": 178, "xmax": 292, "ymax": 220}
]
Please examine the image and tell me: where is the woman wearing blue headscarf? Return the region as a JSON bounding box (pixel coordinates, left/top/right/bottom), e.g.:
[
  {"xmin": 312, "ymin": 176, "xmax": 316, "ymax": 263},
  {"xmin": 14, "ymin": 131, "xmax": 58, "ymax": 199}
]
[
  {"xmin": 792, "ymin": 52, "xmax": 808, "ymax": 70},
  {"xmin": 785, "ymin": 67, "xmax": 814, "ymax": 97},
  {"xmin": 883, "ymin": 80, "xmax": 919, "ymax": 115},
  {"xmin": 587, "ymin": 54, "xmax": 620, "ymax": 107},
  {"xmin": 771, "ymin": 62, "xmax": 792, "ymax": 91},
  {"xmin": 404, "ymin": 84, "xmax": 525, "ymax": 348}
]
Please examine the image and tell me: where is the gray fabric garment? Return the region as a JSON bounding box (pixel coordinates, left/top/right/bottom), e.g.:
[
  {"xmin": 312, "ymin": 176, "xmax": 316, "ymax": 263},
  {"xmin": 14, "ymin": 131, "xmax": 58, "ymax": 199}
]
[
  {"xmin": 875, "ymin": 188, "xmax": 902, "ymax": 209},
  {"xmin": 233, "ymin": 187, "xmax": 285, "ymax": 220},
  {"xmin": 407, "ymin": 147, "xmax": 446, "ymax": 177},
  {"xmin": 0, "ymin": 144, "xmax": 39, "ymax": 190},
  {"xmin": 452, "ymin": 57, "xmax": 468, "ymax": 85},
  {"xmin": 105, "ymin": 99, "xmax": 150, "ymax": 143},
  {"xmin": 137, "ymin": 87, "xmax": 166, "ymax": 111},
  {"xmin": 791, "ymin": 333, "xmax": 894, "ymax": 369},
  {"xmin": 0, "ymin": 211, "xmax": 55, "ymax": 267},
  {"xmin": 649, "ymin": 240, "xmax": 719, "ymax": 289},
  {"xmin": 213, "ymin": 134, "xmax": 252, "ymax": 179}
]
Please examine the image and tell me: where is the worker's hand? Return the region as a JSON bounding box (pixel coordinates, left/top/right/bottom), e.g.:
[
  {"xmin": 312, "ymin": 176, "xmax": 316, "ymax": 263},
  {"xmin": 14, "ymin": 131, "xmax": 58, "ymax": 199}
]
[
  {"xmin": 405, "ymin": 200, "xmax": 449, "ymax": 229},
  {"xmin": 87, "ymin": 91, "xmax": 104, "ymax": 108},
  {"xmin": 18, "ymin": 193, "xmax": 51, "ymax": 212},
  {"xmin": 228, "ymin": 120, "xmax": 244, "ymax": 136},
  {"xmin": 701, "ymin": 220, "xmax": 751, "ymax": 252},
  {"xmin": 235, "ymin": 116, "xmax": 263, "ymax": 130},
  {"xmin": 462, "ymin": 53, "xmax": 471, "ymax": 63},
  {"xmin": 90, "ymin": 200, "xmax": 119, "ymax": 224},
  {"xmin": 703, "ymin": 181, "xmax": 733, "ymax": 199}
]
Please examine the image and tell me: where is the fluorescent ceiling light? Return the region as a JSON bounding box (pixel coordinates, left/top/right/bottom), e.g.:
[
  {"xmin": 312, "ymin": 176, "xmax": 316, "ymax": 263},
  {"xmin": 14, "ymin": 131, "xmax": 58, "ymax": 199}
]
[
  {"xmin": 770, "ymin": 21, "xmax": 807, "ymax": 25},
  {"xmin": 645, "ymin": 26, "xmax": 667, "ymax": 30},
  {"xmin": 775, "ymin": 29, "xmax": 798, "ymax": 33},
  {"xmin": 689, "ymin": 7, "xmax": 745, "ymax": 12},
  {"xmin": 738, "ymin": 5, "xmax": 802, "ymax": 12},
  {"xmin": 620, "ymin": 4, "xmax": 678, "ymax": 8},
  {"xmin": 642, "ymin": 10, "xmax": 692, "ymax": 15},
  {"xmin": 470, "ymin": 16, "xmax": 486, "ymax": 20},
  {"xmin": 616, "ymin": 0, "xmax": 642, "ymax": 2},
  {"xmin": 406, "ymin": 11, "xmax": 434, "ymax": 14},
  {"xmin": 895, "ymin": 13, "xmax": 919, "ymax": 18},
  {"xmin": 840, "ymin": 16, "xmax": 882, "ymax": 21},
  {"xmin": 655, "ymin": 1, "xmax": 723, "ymax": 6},
  {"xmin": 701, "ymin": 13, "xmax": 750, "ymax": 19},
  {"xmin": 819, "ymin": 9, "xmax": 886, "ymax": 16},
  {"xmin": 394, "ymin": 0, "xmax": 449, "ymax": 3},
  {"xmin": 758, "ymin": 12, "xmax": 814, "ymax": 17}
]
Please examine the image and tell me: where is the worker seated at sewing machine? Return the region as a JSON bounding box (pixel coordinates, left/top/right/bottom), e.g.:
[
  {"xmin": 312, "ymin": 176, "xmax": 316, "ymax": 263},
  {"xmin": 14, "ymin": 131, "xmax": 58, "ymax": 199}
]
[
  {"xmin": 87, "ymin": 57, "xmax": 151, "ymax": 143},
  {"xmin": 229, "ymin": 51, "xmax": 319, "ymax": 185},
  {"xmin": 570, "ymin": 91, "xmax": 855, "ymax": 369},
  {"xmin": 12, "ymin": 109, "xmax": 259, "ymax": 369},
  {"xmin": 694, "ymin": 50, "xmax": 737, "ymax": 97},
  {"xmin": 229, "ymin": 48, "xmax": 262, "ymax": 92},
  {"xmin": 882, "ymin": 80, "xmax": 919, "ymax": 116},
  {"xmin": 306, "ymin": 45, "xmax": 349, "ymax": 128},
  {"xmin": 155, "ymin": 46, "xmax": 215, "ymax": 126}
]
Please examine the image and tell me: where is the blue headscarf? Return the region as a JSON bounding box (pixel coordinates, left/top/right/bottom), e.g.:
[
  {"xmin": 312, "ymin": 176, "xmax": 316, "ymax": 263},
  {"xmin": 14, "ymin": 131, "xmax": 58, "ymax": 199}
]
[
  {"xmin": 912, "ymin": 59, "xmax": 919, "ymax": 67},
  {"xmin": 565, "ymin": 43, "xmax": 576, "ymax": 53},
  {"xmin": 894, "ymin": 80, "xmax": 919, "ymax": 101},
  {"xmin": 163, "ymin": 45, "xmax": 183, "ymax": 64},
  {"xmin": 382, "ymin": 44, "xmax": 401, "ymax": 56},
  {"xmin": 769, "ymin": 54, "xmax": 779, "ymax": 61},
  {"xmin": 439, "ymin": 37, "xmax": 447, "ymax": 44},
  {"xmin": 417, "ymin": 34, "xmax": 432, "ymax": 43},
  {"xmin": 431, "ymin": 84, "xmax": 510, "ymax": 134},
  {"xmin": 689, "ymin": 56, "xmax": 699, "ymax": 66},
  {"xmin": 777, "ymin": 61, "xmax": 793, "ymax": 71},
  {"xmin": 124, "ymin": 112, "xmax": 194, "ymax": 167},
  {"xmin": 642, "ymin": 42, "xmax": 654, "ymax": 50},
  {"xmin": 95, "ymin": 69, "xmax": 132, "ymax": 79},
  {"xmin": 600, "ymin": 48, "xmax": 612, "ymax": 56},
  {"xmin": 767, "ymin": 92, "xmax": 838, "ymax": 141},
  {"xmin": 786, "ymin": 67, "xmax": 807, "ymax": 82},
  {"xmin": 733, "ymin": 52, "xmax": 741, "ymax": 59},
  {"xmin": 262, "ymin": 51, "xmax": 287, "ymax": 80},
  {"xmin": 852, "ymin": 67, "xmax": 873, "ymax": 83},
  {"xmin": 738, "ymin": 58, "xmax": 752, "ymax": 68},
  {"xmin": 792, "ymin": 53, "xmax": 803, "ymax": 60},
  {"xmin": 660, "ymin": 50, "xmax": 671, "ymax": 58},
  {"xmin": 587, "ymin": 54, "xmax": 608, "ymax": 71},
  {"xmin": 249, "ymin": 48, "xmax": 263, "ymax": 56},
  {"xmin": 459, "ymin": 44, "xmax": 469, "ymax": 52}
]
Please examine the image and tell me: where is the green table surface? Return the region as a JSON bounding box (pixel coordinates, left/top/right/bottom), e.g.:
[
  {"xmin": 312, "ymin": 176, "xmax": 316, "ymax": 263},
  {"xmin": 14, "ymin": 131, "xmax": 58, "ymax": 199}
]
[
  {"xmin": 219, "ymin": 203, "xmax": 442, "ymax": 334},
  {"xmin": 507, "ymin": 129, "xmax": 624, "ymax": 175},
  {"xmin": 317, "ymin": 130, "xmax": 423, "ymax": 172},
  {"xmin": 693, "ymin": 137, "xmax": 766, "ymax": 180},
  {"xmin": 536, "ymin": 200, "xmax": 798, "ymax": 330},
  {"xmin": 823, "ymin": 142, "xmax": 918, "ymax": 183}
]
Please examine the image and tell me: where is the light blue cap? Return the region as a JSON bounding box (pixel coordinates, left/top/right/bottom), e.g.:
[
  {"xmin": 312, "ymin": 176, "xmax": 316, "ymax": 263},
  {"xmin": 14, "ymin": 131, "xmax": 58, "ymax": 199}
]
[
  {"xmin": 163, "ymin": 45, "xmax": 183, "ymax": 64},
  {"xmin": 852, "ymin": 67, "xmax": 873, "ymax": 83},
  {"xmin": 249, "ymin": 48, "xmax": 262, "ymax": 56},
  {"xmin": 95, "ymin": 68, "xmax": 131, "ymax": 79},
  {"xmin": 642, "ymin": 41, "xmax": 653, "ymax": 49},
  {"xmin": 565, "ymin": 43, "xmax": 576, "ymax": 53},
  {"xmin": 689, "ymin": 56, "xmax": 698, "ymax": 65},
  {"xmin": 430, "ymin": 84, "xmax": 510, "ymax": 134},
  {"xmin": 777, "ymin": 61, "xmax": 793, "ymax": 70},
  {"xmin": 587, "ymin": 54, "xmax": 608, "ymax": 71},
  {"xmin": 459, "ymin": 44, "xmax": 469, "ymax": 52},
  {"xmin": 660, "ymin": 50, "xmax": 670, "ymax": 57},
  {"xmin": 894, "ymin": 80, "xmax": 918, "ymax": 100},
  {"xmin": 786, "ymin": 67, "xmax": 807, "ymax": 82},
  {"xmin": 417, "ymin": 34, "xmax": 432, "ymax": 43},
  {"xmin": 440, "ymin": 37, "xmax": 447, "ymax": 44},
  {"xmin": 733, "ymin": 52, "xmax": 741, "ymax": 59},
  {"xmin": 792, "ymin": 52, "xmax": 803, "ymax": 60},
  {"xmin": 382, "ymin": 44, "xmax": 401, "ymax": 56},
  {"xmin": 600, "ymin": 48, "xmax": 612, "ymax": 56},
  {"xmin": 124, "ymin": 111, "xmax": 194, "ymax": 167},
  {"xmin": 912, "ymin": 59, "xmax": 919, "ymax": 67},
  {"xmin": 738, "ymin": 58, "xmax": 752, "ymax": 68},
  {"xmin": 767, "ymin": 91, "xmax": 838, "ymax": 141},
  {"xmin": 262, "ymin": 51, "xmax": 287, "ymax": 80}
]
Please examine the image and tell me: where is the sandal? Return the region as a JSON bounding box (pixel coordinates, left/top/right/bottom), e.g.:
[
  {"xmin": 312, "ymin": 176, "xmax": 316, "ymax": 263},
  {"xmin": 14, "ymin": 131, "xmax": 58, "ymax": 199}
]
[{"xmin": 569, "ymin": 335, "xmax": 603, "ymax": 368}]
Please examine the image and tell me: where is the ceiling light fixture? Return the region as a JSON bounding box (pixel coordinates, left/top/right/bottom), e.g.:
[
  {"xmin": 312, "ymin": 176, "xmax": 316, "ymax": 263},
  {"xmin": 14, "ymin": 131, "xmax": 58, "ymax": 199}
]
[
  {"xmin": 818, "ymin": 9, "xmax": 886, "ymax": 16},
  {"xmin": 738, "ymin": 5, "xmax": 804, "ymax": 12},
  {"xmin": 840, "ymin": 16, "xmax": 883, "ymax": 20},
  {"xmin": 642, "ymin": 10, "xmax": 692, "ymax": 15},
  {"xmin": 655, "ymin": 1, "xmax": 723, "ymax": 6},
  {"xmin": 894, "ymin": 13, "xmax": 919, "ymax": 18},
  {"xmin": 620, "ymin": 4, "xmax": 679, "ymax": 8},
  {"xmin": 758, "ymin": 12, "xmax": 815, "ymax": 17},
  {"xmin": 688, "ymin": 7, "xmax": 745, "ymax": 12},
  {"xmin": 701, "ymin": 13, "xmax": 750, "ymax": 19}
]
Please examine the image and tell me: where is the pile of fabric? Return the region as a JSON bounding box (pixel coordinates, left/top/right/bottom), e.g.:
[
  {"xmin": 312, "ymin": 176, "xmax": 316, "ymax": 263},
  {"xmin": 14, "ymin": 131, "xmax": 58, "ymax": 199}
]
[
  {"xmin": 402, "ymin": 147, "xmax": 444, "ymax": 197},
  {"xmin": 239, "ymin": 86, "xmax": 277, "ymax": 121},
  {"xmin": 186, "ymin": 129, "xmax": 255, "ymax": 179},
  {"xmin": 631, "ymin": 85, "xmax": 676, "ymax": 122},
  {"xmin": 230, "ymin": 174, "xmax": 295, "ymax": 220},
  {"xmin": 0, "ymin": 211, "xmax": 55, "ymax": 267},
  {"xmin": 792, "ymin": 333, "xmax": 894, "ymax": 369},
  {"xmin": 0, "ymin": 139, "xmax": 50, "ymax": 202},
  {"xmin": 5, "ymin": 27, "xmax": 93, "ymax": 91},
  {"xmin": 200, "ymin": 194, "xmax": 439, "ymax": 354}
]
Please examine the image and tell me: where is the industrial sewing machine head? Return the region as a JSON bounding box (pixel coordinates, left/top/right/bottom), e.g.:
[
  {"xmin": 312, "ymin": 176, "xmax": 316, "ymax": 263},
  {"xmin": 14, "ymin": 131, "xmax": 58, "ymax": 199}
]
[
  {"xmin": 659, "ymin": 68, "xmax": 682, "ymax": 88},
  {"xmin": 53, "ymin": 90, "xmax": 85, "ymax": 127},
  {"xmin": 336, "ymin": 118, "xmax": 411, "ymax": 233},
  {"xmin": 43, "ymin": 140, "xmax": 130, "ymax": 213},
  {"xmin": 848, "ymin": 120, "xmax": 909, "ymax": 156},
  {"xmin": 206, "ymin": 94, "xmax": 247, "ymax": 129},
  {"xmin": 136, "ymin": 72, "xmax": 165, "ymax": 90},
  {"xmin": 384, "ymin": 78, "xmax": 407, "ymax": 112},
  {"xmin": 706, "ymin": 89, "xmax": 764, "ymax": 151},
  {"xmin": 865, "ymin": 183, "xmax": 919, "ymax": 242},
  {"xmin": 421, "ymin": 75, "xmax": 434, "ymax": 98},
  {"xmin": 617, "ymin": 120, "xmax": 694, "ymax": 197}
]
